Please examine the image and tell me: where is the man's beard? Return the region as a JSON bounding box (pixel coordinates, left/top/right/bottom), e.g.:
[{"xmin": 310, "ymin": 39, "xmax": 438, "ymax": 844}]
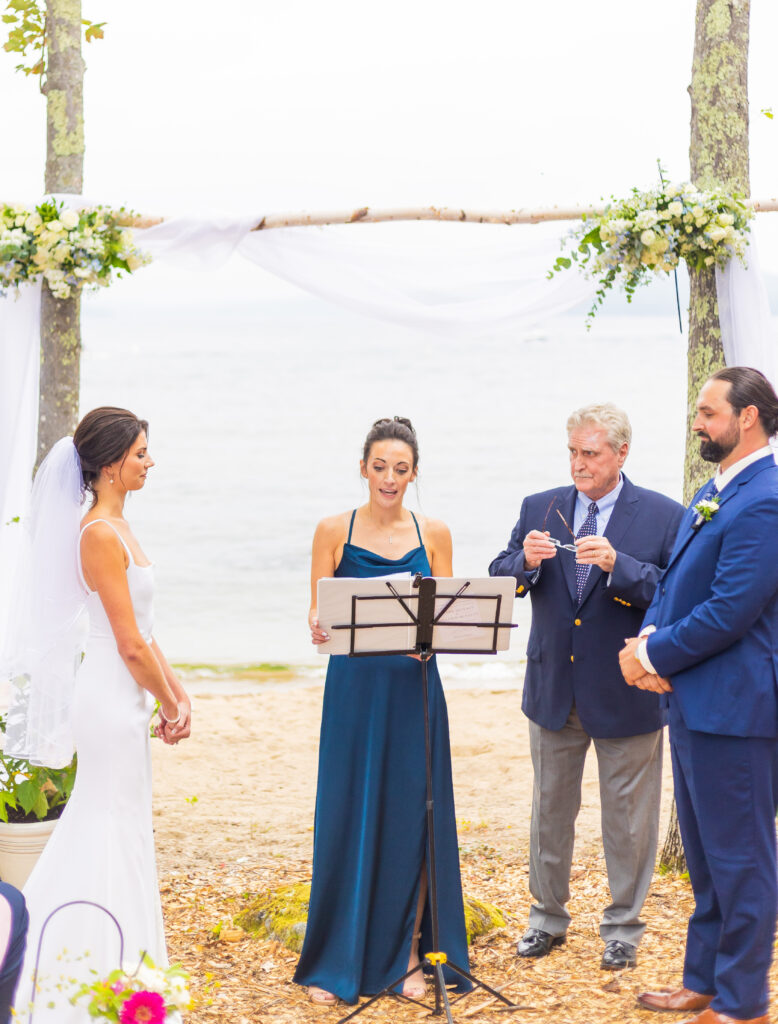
[{"xmin": 699, "ymin": 423, "xmax": 740, "ymax": 463}]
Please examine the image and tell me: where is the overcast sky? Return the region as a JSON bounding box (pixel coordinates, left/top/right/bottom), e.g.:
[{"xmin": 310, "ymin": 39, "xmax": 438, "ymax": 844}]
[{"xmin": 3, "ymin": 1, "xmax": 778, "ymax": 264}]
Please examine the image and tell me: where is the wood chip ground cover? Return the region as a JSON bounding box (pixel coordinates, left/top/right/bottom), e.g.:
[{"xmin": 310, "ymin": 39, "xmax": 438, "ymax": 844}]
[
  {"xmin": 161, "ymin": 844, "xmax": 729, "ymax": 1024},
  {"xmin": 151, "ymin": 684, "xmax": 776, "ymax": 1021}
]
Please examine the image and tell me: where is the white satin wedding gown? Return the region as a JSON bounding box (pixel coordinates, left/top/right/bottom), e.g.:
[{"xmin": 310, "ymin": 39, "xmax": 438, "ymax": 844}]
[{"xmin": 14, "ymin": 520, "xmax": 168, "ymax": 1021}]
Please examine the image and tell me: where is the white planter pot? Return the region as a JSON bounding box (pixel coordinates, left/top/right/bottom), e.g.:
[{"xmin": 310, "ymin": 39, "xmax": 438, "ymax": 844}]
[{"xmin": 0, "ymin": 818, "xmax": 58, "ymax": 889}]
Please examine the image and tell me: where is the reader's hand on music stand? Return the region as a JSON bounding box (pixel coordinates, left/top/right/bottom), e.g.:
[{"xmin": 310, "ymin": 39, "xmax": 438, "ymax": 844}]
[{"xmin": 309, "ymin": 612, "xmax": 330, "ymax": 645}]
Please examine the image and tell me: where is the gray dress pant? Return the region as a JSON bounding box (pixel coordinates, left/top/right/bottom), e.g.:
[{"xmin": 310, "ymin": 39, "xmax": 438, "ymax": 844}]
[{"xmin": 527, "ymin": 707, "xmax": 662, "ymax": 947}]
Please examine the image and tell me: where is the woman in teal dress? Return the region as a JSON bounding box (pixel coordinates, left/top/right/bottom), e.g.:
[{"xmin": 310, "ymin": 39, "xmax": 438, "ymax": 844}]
[{"xmin": 294, "ymin": 416, "xmax": 470, "ymax": 1006}]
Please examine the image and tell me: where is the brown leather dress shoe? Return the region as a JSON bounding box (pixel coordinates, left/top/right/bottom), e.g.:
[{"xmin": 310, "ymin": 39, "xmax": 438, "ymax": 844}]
[
  {"xmin": 676, "ymin": 1009, "xmax": 768, "ymax": 1024},
  {"xmin": 637, "ymin": 987, "xmax": 713, "ymax": 1012}
]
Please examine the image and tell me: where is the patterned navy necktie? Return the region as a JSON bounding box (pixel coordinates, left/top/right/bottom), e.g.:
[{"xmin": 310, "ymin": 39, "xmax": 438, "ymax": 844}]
[{"xmin": 575, "ymin": 501, "xmax": 599, "ymax": 601}]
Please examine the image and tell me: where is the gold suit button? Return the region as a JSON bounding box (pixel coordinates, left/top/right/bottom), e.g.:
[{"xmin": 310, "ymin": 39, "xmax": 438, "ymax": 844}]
[
  {"xmin": 574, "ymin": 618, "xmax": 581, "ymax": 626},
  {"xmin": 570, "ymin": 655, "xmax": 574, "ymax": 662}
]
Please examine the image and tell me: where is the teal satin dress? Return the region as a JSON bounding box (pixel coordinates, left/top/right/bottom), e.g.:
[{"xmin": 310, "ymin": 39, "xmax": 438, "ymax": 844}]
[{"xmin": 294, "ymin": 511, "xmax": 471, "ymax": 1002}]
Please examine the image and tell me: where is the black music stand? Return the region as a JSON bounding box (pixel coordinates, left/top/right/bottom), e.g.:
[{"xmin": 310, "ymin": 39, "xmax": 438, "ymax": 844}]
[{"xmin": 318, "ymin": 573, "xmax": 520, "ymax": 1024}]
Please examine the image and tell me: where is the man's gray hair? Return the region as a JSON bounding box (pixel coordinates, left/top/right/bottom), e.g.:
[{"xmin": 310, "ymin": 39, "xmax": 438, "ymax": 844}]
[{"xmin": 566, "ymin": 403, "xmax": 632, "ymax": 452}]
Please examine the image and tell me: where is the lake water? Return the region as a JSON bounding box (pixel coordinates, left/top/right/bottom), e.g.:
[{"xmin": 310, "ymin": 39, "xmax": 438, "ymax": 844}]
[{"xmin": 79, "ymin": 258, "xmax": 691, "ymax": 667}]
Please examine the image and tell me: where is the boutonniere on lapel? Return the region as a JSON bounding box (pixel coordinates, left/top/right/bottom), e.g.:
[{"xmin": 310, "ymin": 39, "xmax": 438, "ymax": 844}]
[{"xmin": 691, "ymin": 495, "xmax": 720, "ymax": 531}]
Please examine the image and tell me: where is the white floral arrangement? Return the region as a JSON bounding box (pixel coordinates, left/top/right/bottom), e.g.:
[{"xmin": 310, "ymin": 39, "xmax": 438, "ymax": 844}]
[
  {"xmin": 550, "ymin": 182, "xmax": 753, "ymax": 323},
  {"xmin": 0, "ymin": 198, "xmax": 150, "ymax": 300}
]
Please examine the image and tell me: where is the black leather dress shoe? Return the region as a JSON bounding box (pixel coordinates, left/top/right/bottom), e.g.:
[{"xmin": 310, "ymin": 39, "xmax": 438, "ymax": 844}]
[
  {"xmin": 601, "ymin": 939, "xmax": 637, "ymax": 970},
  {"xmin": 516, "ymin": 928, "xmax": 566, "ymax": 958}
]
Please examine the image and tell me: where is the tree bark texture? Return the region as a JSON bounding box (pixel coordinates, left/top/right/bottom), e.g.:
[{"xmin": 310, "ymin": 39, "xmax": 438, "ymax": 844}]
[
  {"xmin": 660, "ymin": 0, "xmax": 751, "ymax": 876},
  {"xmin": 659, "ymin": 799, "xmax": 686, "ymax": 876},
  {"xmin": 38, "ymin": 0, "xmax": 84, "ymax": 463},
  {"xmin": 44, "ymin": 0, "xmax": 84, "ymax": 193},
  {"xmin": 38, "ymin": 283, "xmax": 82, "ymax": 467},
  {"xmin": 685, "ymin": 0, "xmax": 750, "ymax": 502}
]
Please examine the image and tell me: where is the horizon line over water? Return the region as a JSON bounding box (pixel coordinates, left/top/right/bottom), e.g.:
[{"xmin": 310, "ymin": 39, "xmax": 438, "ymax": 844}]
[{"xmin": 80, "ymin": 268, "xmax": 698, "ymax": 665}]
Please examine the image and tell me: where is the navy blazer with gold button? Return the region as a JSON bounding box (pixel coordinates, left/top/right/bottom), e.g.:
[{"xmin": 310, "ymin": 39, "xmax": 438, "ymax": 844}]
[{"xmin": 489, "ymin": 474, "xmax": 684, "ymax": 738}]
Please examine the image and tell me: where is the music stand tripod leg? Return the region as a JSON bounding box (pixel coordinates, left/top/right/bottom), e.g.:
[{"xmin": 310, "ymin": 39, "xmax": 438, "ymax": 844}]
[
  {"xmin": 336, "ymin": 961, "xmax": 430, "ymax": 1024},
  {"xmin": 441, "ymin": 961, "xmax": 522, "ymax": 1009}
]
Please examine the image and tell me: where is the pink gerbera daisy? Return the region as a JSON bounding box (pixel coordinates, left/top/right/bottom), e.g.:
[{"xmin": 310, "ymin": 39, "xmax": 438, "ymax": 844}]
[{"xmin": 119, "ymin": 990, "xmax": 166, "ymax": 1024}]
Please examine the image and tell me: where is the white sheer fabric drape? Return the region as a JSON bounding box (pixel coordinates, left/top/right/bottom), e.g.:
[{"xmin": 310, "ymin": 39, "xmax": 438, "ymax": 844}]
[
  {"xmin": 0, "ymin": 281, "xmax": 41, "ymax": 657},
  {"xmin": 134, "ymin": 216, "xmax": 596, "ymax": 336},
  {"xmin": 716, "ymin": 229, "xmax": 777, "ymax": 382}
]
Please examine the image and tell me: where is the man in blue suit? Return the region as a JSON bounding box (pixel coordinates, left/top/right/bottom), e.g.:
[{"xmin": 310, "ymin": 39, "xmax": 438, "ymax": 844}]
[
  {"xmin": 490, "ymin": 403, "xmax": 684, "ymax": 969},
  {"xmin": 621, "ymin": 367, "xmax": 778, "ymax": 1024}
]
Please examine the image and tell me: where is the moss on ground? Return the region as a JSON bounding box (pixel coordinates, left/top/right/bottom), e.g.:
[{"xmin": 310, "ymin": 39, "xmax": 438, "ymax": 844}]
[{"xmin": 233, "ymin": 882, "xmax": 505, "ymax": 952}]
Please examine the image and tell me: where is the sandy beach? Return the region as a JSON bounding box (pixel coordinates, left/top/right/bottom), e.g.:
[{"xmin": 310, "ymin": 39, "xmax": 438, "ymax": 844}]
[{"xmin": 150, "ymin": 671, "xmax": 676, "ymax": 876}]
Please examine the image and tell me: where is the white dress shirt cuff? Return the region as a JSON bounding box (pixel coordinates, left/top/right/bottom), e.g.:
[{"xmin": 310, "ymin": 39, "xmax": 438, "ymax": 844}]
[{"xmin": 637, "ymin": 625, "xmax": 657, "ymax": 675}]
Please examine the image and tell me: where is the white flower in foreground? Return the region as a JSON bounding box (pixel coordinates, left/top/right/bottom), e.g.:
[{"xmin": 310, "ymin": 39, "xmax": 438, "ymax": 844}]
[
  {"xmin": 47, "ymin": 220, "xmax": 63, "ymax": 233},
  {"xmin": 24, "ymin": 212, "xmax": 42, "ymax": 231},
  {"xmin": 134, "ymin": 963, "xmax": 168, "ymax": 993},
  {"xmin": 167, "ymin": 976, "xmax": 191, "ymax": 1010},
  {"xmin": 60, "ymin": 209, "xmax": 79, "ymax": 230},
  {"xmin": 640, "ymin": 229, "xmax": 656, "ymax": 246},
  {"xmin": 709, "ymin": 226, "xmax": 727, "ymax": 243},
  {"xmin": 668, "ymin": 201, "xmax": 684, "ymax": 217},
  {"xmin": 635, "ymin": 209, "xmax": 659, "ymax": 229}
]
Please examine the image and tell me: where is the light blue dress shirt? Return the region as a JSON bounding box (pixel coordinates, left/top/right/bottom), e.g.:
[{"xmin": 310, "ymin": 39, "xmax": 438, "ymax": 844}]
[{"xmin": 572, "ymin": 475, "xmax": 624, "ymax": 536}]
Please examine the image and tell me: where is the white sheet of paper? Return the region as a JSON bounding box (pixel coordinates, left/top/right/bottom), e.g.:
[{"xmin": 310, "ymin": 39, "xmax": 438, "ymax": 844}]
[{"xmin": 432, "ymin": 597, "xmax": 481, "ymax": 641}]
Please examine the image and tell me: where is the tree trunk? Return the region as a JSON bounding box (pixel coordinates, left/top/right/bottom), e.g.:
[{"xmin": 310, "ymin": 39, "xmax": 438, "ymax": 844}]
[
  {"xmin": 37, "ymin": 284, "xmax": 82, "ymax": 466},
  {"xmin": 37, "ymin": 0, "xmax": 85, "ymax": 463},
  {"xmin": 660, "ymin": 0, "xmax": 751, "ymax": 876}
]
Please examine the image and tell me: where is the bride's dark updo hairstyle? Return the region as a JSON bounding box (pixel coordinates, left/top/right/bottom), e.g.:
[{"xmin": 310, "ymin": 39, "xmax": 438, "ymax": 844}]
[
  {"xmin": 362, "ymin": 416, "xmax": 419, "ymax": 469},
  {"xmin": 74, "ymin": 406, "xmax": 149, "ymax": 503}
]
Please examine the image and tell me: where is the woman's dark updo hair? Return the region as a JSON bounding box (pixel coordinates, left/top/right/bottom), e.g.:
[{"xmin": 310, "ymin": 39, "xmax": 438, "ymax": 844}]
[
  {"xmin": 362, "ymin": 416, "xmax": 419, "ymax": 469},
  {"xmin": 74, "ymin": 406, "xmax": 149, "ymax": 503}
]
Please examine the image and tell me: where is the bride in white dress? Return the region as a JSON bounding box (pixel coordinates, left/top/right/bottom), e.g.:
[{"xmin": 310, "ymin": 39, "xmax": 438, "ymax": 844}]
[{"xmin": 5, "ymin": 408, "xmax": 191, "ymax": 1021}]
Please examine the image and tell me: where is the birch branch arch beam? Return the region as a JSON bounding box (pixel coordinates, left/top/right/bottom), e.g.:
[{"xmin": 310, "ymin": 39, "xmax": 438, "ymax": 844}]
[{"xmin": 121, "ymin": 197, "xmax": 778, "ymax": 233}]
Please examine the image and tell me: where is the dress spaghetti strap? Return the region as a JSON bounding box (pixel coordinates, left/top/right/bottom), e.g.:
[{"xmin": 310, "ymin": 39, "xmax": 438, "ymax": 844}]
[
  {"xmin": 410, "ymin": 511, "xmax": 423, "ymax": 545},
  {"xmin": 347, "ymin": 509, "xmax": 357, "ymax": 544},
  {"xmin": 78, "ymin": 519, "xmax": 132, "ymax": 591}
]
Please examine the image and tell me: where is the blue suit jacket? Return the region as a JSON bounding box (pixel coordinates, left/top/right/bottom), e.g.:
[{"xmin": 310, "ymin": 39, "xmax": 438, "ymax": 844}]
[
  {"xmin": 489, "ymin": 475, "xmax": 684, "ymax": 738},
  {"xmin": 644, "ymin": 454, "xmax": 778, "ymax": 738}
]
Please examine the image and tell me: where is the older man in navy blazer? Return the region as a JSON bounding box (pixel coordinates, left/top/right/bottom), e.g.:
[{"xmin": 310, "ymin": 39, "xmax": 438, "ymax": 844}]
[
  {"xmin": 621, "ymin": 368, "xmax": 778, "ymax": 1024},
  {"xmin": 490, "ymin": 402, "xmax": 683, "ymax": 970}
]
